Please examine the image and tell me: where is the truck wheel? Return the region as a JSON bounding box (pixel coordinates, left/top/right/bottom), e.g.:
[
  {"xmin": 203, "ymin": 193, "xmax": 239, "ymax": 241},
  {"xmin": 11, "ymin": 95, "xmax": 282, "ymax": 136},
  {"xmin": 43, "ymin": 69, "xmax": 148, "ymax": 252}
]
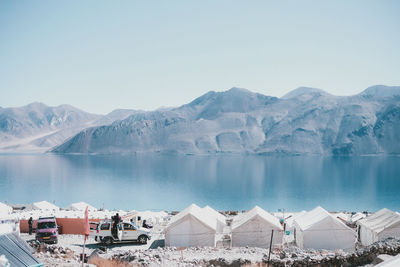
[
  {"xmin": 138, "ymin": 235, "xmax": 147, "ymax": 244},
  {"xmin": 103, "ymin": 237, "xmax": 113, "ymax": 245}
]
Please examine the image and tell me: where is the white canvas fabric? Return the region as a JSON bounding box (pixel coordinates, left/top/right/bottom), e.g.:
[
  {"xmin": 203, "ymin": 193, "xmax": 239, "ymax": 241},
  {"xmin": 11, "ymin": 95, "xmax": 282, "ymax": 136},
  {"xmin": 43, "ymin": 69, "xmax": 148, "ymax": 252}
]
[
  {"xmin": 285, "ymin": 211, "xmax": 307, "ymax": 231},
  {"xmin": 351, "ymin": 212, "xmax": 366, "ymax": 223},
  {"xmin": 294, "ymin": 206, "xmax": 356, "ymax": 251},
  {"xmin": 203, "ymin": 206, "xmax": 226, "ymax": 224},
  {"xmin": 67, "ymin": 202, "xmax": 97, "ymax": 211},
  {"xmin": 32, "ymin": 201, "xmax": 60, "ymax": 211},
  {"xmin": 165, "ymin": 204, "xmax": 226, "ymax": 247},
  {"xmin": 231, "ymin": 206, "xmax": 283, "ymax": 248},
  {"xmin": 335, "ymin": 212, "xmax": 350, "ymax": 223},
  {"xmin": 358, "ymin": 208, "xmax": 400, "ymax": 246},
  {"xmin": 202, "ymin": 205, "xmax": 226, "ymax": 233}
]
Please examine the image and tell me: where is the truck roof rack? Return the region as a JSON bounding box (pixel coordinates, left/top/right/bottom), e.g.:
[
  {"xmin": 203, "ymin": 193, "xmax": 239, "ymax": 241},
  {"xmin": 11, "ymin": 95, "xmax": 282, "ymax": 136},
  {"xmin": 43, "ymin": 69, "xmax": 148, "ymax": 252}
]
[{"xmin": 38, "ymin": 216, "xmax": 56, "ymax": 220}]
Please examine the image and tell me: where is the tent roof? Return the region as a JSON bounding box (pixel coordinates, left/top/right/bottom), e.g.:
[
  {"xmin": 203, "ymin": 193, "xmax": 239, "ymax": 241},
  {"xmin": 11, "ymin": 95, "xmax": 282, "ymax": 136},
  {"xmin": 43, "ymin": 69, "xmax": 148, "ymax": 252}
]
[
  {"xmin": 335, "ymin": 212, "xmax": 350, "ymax": 222},
  {"xmin": 166, "ymin": 204, "xmax": 220, "ymax": 231},
  {"xmin": 203, "ymin": 205, "xmax": 226, "ymax": 225},
  {"xmin": 0, "ymin": 233, "xmax": 43, "ymax": 267},
  {"xmin": 285, "ymin": 211, "xmax": 307, "ymax": 228},
  {"xmin": 358, "ymin": 208, "xmax": 400, "ymax": 233},
  {"xmin": 67, "ymin": 202, "xmax": 97, "ymax": 211},
  {"xmin": 351, "ymin": 212, "xmax": 366, "ymax": 223},
  {"xmin": 33, "ymin": 201, "xmax": 59, "ymax": 211},
  {"xmin": 294, "ymin": 206, "xmax": 349, "ymax": 231},
  {"xmin": 232, "ymin": 206, "xmax": 283, "ymax": 230}
]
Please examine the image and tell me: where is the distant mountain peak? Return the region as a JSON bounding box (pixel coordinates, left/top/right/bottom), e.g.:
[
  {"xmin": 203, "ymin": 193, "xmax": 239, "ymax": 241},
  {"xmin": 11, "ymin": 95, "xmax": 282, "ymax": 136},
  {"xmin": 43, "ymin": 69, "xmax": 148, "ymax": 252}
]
[
  {"xmin": 26, "ymin": 102, "xmax": 47, "ymax": 108},
  {"xmin": 226, "ymin": 87, "xmax": 251, "ymax": 93},
  {"xmin": 281, "ymin": 87, "xmax": 329, "ymax": 99},
  {"xmin": 360, "ymin": 85, "xmax": 400, "ymax": 97}
]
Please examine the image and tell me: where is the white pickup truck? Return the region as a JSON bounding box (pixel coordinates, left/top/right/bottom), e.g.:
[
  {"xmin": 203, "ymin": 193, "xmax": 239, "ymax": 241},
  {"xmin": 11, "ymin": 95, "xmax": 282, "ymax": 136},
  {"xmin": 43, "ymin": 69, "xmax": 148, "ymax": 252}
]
[{"xmin": 90, "ymin": 220, "xmax": 151, "ymax": 245}]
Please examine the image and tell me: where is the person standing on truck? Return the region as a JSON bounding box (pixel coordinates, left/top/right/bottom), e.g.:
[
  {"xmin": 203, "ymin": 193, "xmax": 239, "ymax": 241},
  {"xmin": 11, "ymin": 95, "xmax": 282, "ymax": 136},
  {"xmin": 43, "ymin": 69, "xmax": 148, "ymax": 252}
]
[
  {"xmin": 142, "ymin": 220, "xmax": 152, "ymax": 229},
  {"xmin": 111, "ymin": 213, "xmax": 121, "ymax": 238},
  {"xmin": 28, "ymin": 217, "xmax": 33, "ymax": 235}
]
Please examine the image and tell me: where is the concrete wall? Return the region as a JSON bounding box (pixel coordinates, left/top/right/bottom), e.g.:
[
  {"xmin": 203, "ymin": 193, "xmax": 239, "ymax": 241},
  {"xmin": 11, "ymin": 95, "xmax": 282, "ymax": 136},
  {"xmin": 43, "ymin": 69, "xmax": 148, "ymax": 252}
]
[{"xmin": 20, "ymin": 218, "xmax": 102, "ymax": 235}]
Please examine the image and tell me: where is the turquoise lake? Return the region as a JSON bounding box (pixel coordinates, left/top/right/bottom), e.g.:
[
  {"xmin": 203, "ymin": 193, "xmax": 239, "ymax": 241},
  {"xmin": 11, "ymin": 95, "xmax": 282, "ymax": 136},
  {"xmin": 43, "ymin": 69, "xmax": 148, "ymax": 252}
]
[{"xmin": 0, "ymin": 154, "xmax": 399, "ymax": 212}]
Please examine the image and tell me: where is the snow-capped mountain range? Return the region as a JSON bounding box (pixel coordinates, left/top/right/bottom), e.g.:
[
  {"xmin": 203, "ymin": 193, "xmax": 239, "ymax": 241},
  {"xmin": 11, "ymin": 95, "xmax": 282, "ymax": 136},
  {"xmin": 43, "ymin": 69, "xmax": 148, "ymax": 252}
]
[{"xmin": 1, "ymin": 85, "xmax": 400, "ymax": 155}]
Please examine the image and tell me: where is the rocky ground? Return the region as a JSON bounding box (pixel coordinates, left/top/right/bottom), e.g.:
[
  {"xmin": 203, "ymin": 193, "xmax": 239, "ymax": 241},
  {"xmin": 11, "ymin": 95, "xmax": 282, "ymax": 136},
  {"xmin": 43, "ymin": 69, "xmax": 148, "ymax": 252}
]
[{"xmin": 23, "ymin": 233, "xmax": 400, "ymax": 267}]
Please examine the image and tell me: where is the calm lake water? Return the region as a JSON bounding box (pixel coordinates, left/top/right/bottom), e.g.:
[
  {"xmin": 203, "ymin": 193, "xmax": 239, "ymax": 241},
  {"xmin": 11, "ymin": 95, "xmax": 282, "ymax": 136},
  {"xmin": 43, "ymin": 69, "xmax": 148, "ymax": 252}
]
[{"xmin": 0, "ymin": 154, "xmax": 399, "ymax": 212}]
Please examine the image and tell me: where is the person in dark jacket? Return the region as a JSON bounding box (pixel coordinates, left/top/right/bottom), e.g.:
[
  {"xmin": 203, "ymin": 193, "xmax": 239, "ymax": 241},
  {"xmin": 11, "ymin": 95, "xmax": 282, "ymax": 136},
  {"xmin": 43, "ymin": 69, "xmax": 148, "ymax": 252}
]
[
  {"xmin": 142, "ymin": 220, "xmax": 152, "ymax": 229},
  {"xmin": 28, "ymin": 217, "xmax": 33, "ymax": 235},
  {"xmin": 111, "ymin": 213, "xmax": 121, "ymax": 238}
]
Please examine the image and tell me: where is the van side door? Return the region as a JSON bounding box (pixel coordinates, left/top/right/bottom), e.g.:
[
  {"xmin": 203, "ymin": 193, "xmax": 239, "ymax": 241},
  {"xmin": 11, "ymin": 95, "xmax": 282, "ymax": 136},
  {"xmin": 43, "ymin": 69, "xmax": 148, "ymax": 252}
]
[
  {"xmin": 122, "ymin": 223, "xmax": 138, "ymax": 240},
  {"xmin": 99, "ymin": 222, "xmax": 111, "ymax": 238}
]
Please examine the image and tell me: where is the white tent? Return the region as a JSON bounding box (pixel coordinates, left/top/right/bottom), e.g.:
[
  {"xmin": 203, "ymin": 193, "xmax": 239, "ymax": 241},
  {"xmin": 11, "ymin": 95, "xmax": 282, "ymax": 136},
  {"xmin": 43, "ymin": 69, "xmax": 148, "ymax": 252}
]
[
  {"xmin": 165, "ymin": 204, "xmax": 226, "ymax": 247},
  {"xmin": 293, "ymin": 206, "xmax": 356, "ymax": 251},
  {"xmin": 351, "ymin": 212, "xmax": 366, "ymax": 223},
  {"xmin": 137, "ymin": 210, "xmax": 168, "ymax": 225},
  {"xmin": 32, "ymin": 201, "xmax": 60, "ymax": 211},
  {"xmin": 285, "ymin": 211, "xmax": 307, "ymax": 231},
  {"xmin": 335, "ymin": 212, "xmax": 350, "ymax": 223},
  {"xmin": 67, "ymin": 202, "xmax": 97, "ymax": 211},
  {"xmin": 357, "ymin": 208, "xmax": 400, "ymax": 246},
  {"xmin": 231, "ymin": 206, "xmax": 283, "ymax": 248},
  {"xmin": 202, "ymin": 205, "xmax": 226, "ymax": 233},
  {"xmin": 0, "ymin": 203, "xmax": 12, "ymax": 217},
  {"xmin": 0, "ymin": 224, "xmax": 13, "ymax": 235}
]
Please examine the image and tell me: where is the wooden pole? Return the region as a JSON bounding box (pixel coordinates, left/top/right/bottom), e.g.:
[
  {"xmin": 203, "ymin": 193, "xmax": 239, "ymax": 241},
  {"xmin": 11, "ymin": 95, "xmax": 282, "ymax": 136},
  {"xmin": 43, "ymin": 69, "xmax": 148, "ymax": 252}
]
[
  {"xmin": 267, "ymin": 229, "xmax": 274, "ymax": 267},
  {"xmin": 82, "ymin": 236, "xmax": 87, "ymax": 267}
]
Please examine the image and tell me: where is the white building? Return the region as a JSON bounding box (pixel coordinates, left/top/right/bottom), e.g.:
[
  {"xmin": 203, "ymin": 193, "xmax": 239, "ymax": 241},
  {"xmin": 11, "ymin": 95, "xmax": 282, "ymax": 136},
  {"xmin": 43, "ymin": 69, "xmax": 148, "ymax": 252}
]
[
  {"xmin": 231, "ymin": 206, "xmax": 283, "ymax": 248},
  {"xmin": 294, "ymin": 206, "xmax": 356, "ymax": 251},
  {"xmin": 357, "ymin": 208, "xmax": 400, "ymax": 246},
  {"xmin": 165, "ymin": 204, "xmax": 226, "ymax": 247},
  {"xmin": 32, "ymin": 201, "xmax": 60, "ymax": 211},
  {"xmin": 0, "ymin": 202, "xmax": 12, "ymax": 217}
]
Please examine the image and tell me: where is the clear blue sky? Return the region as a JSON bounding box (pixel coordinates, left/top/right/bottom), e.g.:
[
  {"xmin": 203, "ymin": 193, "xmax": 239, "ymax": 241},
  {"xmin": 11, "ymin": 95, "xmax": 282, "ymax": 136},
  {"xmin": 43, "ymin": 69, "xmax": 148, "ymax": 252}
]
[{"xmin": 1, "ymin": 1, "xmax": 399, "ymax": 114}]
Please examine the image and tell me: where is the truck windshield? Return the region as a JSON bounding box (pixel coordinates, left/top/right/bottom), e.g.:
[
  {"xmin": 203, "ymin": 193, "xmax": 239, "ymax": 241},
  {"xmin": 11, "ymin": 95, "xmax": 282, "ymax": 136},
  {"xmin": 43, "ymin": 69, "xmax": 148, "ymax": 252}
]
[{"xmin": 37, "ymin": 222, "xmax": 56, "ymax": 229}]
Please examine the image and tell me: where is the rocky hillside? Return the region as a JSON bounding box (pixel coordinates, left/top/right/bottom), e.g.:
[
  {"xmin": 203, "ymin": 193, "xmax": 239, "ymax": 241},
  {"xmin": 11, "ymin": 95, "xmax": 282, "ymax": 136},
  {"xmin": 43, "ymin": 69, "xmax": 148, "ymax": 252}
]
[
  {"xmin": 0, "ymin": 103, "xmax": 137, "ymax": 153},
  {"xmin": 51, "ymin": 86, "xmax": 400, "ymax": 155}
]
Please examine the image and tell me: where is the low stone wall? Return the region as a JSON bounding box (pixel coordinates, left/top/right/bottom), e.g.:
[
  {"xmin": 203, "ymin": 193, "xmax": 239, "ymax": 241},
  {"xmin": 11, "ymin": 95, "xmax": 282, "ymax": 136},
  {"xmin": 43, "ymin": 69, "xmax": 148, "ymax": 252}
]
[{"xmin": 264, "ymin": 238, "xmax": 400, "ymax": 267}]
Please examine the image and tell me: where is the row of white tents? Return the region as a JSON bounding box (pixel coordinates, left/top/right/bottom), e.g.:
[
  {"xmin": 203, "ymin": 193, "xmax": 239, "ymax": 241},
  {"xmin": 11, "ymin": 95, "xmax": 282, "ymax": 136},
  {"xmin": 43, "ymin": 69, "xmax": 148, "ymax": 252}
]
[
  {"xmin": 1, "ymin": 201, "xmax": 167, "ymax": 225},
  {"xmin": 165, "ymin": 204, "xmax": 284, "ymax": 248},
  {"xmin": 165, "ymin": 204, "xmax": 400, "ymax": 251},
  {"xmin": 0, "ymin": 201, "xmax": 97, "ymax": 214},
  {"xmin": 0, "ymin": 201, "xmax": 102, "ymax": 220}
]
